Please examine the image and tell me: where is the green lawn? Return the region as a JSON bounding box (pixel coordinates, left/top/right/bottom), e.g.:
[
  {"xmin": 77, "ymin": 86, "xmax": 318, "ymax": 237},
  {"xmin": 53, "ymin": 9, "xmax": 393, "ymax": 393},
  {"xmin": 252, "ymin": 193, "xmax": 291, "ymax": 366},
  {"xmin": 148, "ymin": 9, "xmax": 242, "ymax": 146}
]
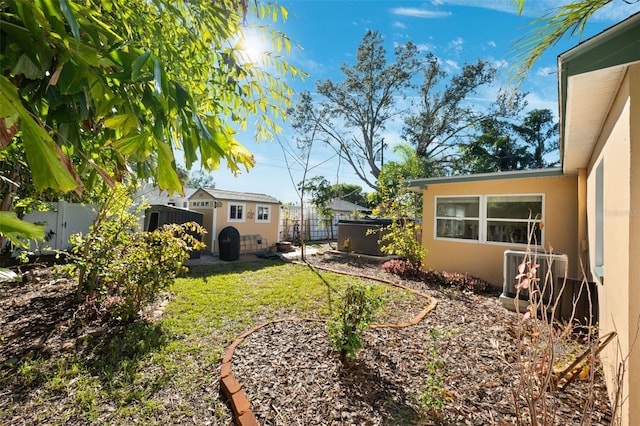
[{"xmin": 3, "ymin": 259, "xmax": 421, "ymax": 425}]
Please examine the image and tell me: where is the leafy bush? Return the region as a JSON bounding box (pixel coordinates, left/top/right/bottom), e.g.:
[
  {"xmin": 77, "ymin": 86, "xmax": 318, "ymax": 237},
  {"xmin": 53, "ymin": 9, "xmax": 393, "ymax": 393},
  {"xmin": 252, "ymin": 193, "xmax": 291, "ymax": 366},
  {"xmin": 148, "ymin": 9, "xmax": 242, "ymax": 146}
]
[
  {"xmin": 326, "ymin": 283, "xmax": 382, "ymax": 363},
  {"xmin": 64, "ymin": 184, "xmax": 205, "ymax": 322},
  {"xmin": 381, "ymin": 258, "xmax": 424, "ymax": 280},
  {"xmin": 440, "ymin": 271, "xmax": 489, "ymax": 293},
  {"xmin": 376, "ymin": 218, "xmax": 424, "ymax": 267},
  {"xmin": 381, "ymin": 259, "xmax": 490, "ymax": 294},
  {"xmin": 369, "ymin": 176, "xmax": 424, "ymax": 267}
]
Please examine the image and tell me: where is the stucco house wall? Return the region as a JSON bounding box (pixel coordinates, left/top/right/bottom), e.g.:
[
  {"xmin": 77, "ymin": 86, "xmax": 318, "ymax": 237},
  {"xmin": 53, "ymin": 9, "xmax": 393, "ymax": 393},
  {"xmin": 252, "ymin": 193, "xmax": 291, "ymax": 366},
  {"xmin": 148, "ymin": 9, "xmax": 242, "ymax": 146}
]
[
  {"xmin": 581, "ymin": 64, "xmax": 640, "ymax": 424},
  {"xmin": 189, "ymin": 188, "xmax": 280, "ymax": 254},
  {"xmin": 418, "ymin": 170, "xmax": 579, "ymax": 288},
  {"xmin": 555, "ymin": 12, "xmax": 640, "ymax": 422}
]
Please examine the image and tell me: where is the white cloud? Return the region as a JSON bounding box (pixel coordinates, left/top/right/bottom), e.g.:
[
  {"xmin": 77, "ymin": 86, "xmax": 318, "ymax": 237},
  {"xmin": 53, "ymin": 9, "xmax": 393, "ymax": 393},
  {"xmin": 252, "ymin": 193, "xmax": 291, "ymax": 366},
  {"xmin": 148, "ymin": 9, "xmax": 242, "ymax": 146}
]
[
  {"xmin": 445, "ymin": 59, "xmax": 460, "ymax": 70},
  {"xmin": 416, "ymin": 42, "xmax": 436, "ymax": 53},
  {"xmin": 392, "ymin": 21, "xmax": 407, "ymax": 29},
  {"xmin": 492, "ymin": 59, "xmax": 509, "ymax": 71},
  {"xmin": 430, "ymin": 0, "xmax": 640, "ymax": 22},
  {"xmin": 522, "ymin": 92, "xmax": 558, "ymax": 118},
  {"xmin": 591, "ymin": 1, "xmax": 640, "ymax": 23},
  {"xmin": 448, "ymin": 36, "xmax": 464, "ymax": 54},
  {"xmin": 390, "ymin": 7, "xmax": 451, "ymax": 19},
  {"xmin": 487, "ymin": 40, "xmax": 497, "ymax": 48},
  {"xmin": 429, "ymin": 0, "xmax": 523, "ymax": 15},
  {"xmin": 536, "ymin": 66, "xmax": 557, "ymax": 77}
]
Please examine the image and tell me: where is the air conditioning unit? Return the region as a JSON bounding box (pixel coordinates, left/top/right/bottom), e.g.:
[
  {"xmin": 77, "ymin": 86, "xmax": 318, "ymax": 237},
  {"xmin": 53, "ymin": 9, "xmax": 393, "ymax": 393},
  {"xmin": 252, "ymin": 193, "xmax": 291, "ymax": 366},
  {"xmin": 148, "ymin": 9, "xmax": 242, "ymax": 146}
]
[{"xmin": 500, "ymin": 250, "xmax": 568, "ymax": 312}]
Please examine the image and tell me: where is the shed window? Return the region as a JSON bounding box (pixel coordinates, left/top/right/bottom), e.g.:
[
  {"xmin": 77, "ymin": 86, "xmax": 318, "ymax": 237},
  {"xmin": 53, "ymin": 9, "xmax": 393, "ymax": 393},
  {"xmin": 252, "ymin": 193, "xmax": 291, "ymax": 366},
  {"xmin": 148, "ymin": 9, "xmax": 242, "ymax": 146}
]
[
  {"xmin": 256, "ymin": 205, "xmax": 271, "ymax": 223},
  {"xmin": 435, "ymin": 194, "xmax": 543, "ymax": 246},
  {"xmin": 228, "ymin": 203, "xmax": 245, "ymax": 222}
]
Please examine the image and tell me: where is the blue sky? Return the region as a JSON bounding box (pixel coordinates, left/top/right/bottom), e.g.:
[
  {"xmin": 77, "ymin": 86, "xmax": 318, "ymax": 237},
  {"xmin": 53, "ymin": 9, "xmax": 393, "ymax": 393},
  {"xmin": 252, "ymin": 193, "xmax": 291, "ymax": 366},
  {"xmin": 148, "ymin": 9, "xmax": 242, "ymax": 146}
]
[{"xmin": 206, "ymin": 0, "xmax": 640, "ymax": 203}]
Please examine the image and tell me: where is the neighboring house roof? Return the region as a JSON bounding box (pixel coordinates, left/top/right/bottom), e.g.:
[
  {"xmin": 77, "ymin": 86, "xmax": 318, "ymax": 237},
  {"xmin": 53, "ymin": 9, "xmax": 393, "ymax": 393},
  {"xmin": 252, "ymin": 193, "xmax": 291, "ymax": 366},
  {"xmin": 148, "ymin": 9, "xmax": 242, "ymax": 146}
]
[
  {"xmin": 558, "ymin": 12, "xmax": 640, "ymax": 174},
  {"xmin": 329, "ymin": 198, "xmax": 371, "ymax": 212},
  {"xmin": 406, "ymin": 168, "xmax": 564, "ymax": 190},
  {"xmin": 188, "ymin": 187, "xmax": 280, "ymax": 204}
]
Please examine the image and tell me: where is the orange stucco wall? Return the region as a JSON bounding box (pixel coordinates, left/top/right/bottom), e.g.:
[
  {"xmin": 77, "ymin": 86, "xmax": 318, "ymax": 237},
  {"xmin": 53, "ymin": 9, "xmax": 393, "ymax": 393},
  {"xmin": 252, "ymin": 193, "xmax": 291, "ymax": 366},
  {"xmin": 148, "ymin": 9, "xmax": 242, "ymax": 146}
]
[
  {"xmin": 585, "ymin": 65, "xmax": 640, "ymax": 425},
  {"xmin": 421, "ymin": 174, "xmax": 579, "ymax": 288}
]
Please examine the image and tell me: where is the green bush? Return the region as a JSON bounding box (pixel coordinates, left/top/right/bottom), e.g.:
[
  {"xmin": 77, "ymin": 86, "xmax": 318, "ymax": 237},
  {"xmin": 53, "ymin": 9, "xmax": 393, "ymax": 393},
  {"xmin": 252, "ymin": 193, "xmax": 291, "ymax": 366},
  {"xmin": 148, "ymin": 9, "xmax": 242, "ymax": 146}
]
[
  {"xmin": 326, "ymin": 283, "xmax": 382, "ymax": 363},
  {"xmin": 65, "ymin": 184, "xmax": 205, "ymax": 322},
  {"xmin": 369, "ymin": 177, "xmax": 424, "ymax": 267}
]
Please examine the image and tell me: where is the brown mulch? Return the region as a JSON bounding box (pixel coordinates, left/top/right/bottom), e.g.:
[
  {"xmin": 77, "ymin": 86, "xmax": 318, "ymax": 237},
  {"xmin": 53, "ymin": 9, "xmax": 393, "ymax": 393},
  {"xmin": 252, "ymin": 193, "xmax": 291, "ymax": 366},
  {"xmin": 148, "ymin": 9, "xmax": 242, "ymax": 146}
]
[
  {"xmin": 0, "ymin": 267, "xmax": 81, "ymax": 365},
  {"xmin": 0, "ymin": 252, "xmax": 612, "ymax": 425},
  {"xmin": 232, "ymin": 252, "xmax": 613, "ymax": 425}
]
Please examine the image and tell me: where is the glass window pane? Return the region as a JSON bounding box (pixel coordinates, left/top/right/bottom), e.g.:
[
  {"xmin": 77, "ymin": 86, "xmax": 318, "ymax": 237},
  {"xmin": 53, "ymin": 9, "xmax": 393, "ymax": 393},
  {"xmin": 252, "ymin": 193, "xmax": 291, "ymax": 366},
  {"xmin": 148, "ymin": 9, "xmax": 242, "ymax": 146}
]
[
  {"xmin": 257, "ymin": 206, "xmax": 269, "ymax": 221},
  {"xmin": 487, "ymin": 195, "xmax": 542, "ymax": 219},
  {"xmin": 436, "ymin": 219, "xmax": 479, "ymax": 240},
  {"xmin": 436, "ymin": 197, "xmax": 480, "ymax": 218},
  {"xmin": 486, "ymin": 221, "xmax": 541, "ymax": 244}
]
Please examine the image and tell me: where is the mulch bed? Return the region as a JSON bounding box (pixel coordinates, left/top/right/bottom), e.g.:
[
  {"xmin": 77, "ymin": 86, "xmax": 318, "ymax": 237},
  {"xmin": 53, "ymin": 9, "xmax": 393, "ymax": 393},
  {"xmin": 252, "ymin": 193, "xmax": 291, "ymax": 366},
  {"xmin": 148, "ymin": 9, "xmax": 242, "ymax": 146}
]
[{"xmin": 231, "ymin": 252, "xmax": 613, "ymax": 425}]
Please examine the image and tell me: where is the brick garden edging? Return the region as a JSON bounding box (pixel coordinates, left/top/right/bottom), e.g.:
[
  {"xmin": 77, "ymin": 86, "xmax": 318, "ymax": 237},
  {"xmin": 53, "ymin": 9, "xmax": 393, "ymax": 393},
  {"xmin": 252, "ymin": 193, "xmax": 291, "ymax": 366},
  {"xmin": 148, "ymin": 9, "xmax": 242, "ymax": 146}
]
[{"xmin": 219, "ymin": 263, "xmax": 438, "ymax": 426}]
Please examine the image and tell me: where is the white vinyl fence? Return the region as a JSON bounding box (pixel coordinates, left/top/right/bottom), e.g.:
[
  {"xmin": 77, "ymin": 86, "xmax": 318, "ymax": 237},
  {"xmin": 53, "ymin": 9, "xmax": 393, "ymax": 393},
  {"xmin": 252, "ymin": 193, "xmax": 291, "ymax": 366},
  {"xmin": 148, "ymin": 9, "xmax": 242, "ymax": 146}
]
[{"xmin": 278, "ymin": 204, "xmax": 364, "ymax": 243}]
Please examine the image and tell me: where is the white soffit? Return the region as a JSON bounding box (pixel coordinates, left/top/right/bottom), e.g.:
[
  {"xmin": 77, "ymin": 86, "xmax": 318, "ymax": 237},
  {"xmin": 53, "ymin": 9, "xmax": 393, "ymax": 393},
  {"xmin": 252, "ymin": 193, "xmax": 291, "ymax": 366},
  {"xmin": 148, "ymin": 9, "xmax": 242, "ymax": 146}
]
[{"xmin": 563, "ymin": 64, "xmax": 627, "ymax": 174}]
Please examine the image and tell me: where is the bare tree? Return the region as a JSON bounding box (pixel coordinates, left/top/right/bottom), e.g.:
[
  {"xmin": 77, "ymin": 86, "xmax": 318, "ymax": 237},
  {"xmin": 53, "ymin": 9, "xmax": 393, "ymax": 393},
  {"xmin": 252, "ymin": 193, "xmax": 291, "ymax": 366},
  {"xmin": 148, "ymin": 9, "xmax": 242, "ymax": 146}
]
[{"xmin": 291, "ymin": 31, "xmax": 421, "ymax": 189}]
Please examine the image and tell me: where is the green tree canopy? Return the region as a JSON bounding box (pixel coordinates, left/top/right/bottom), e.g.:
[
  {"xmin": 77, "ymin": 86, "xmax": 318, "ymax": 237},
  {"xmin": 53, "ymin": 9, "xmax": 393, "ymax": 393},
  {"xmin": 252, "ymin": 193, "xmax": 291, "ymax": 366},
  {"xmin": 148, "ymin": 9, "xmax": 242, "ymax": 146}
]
[
  {"xmin": 187, "ymin": 170, "xmax": 216, "ymax": 189},
  {"xmin": 370, "ymin": 144, "xmax": 424, "ymax": 214},
  {"xmin": 512, "ymin": 108, "xmax": 559, "ymax": 168},
  {"xmin": 453, "ymin": 108, "xmax": 558, "ymax": 174},
  {"xmin": 0, "ymin": 0, "xmax": 303, "ymax": 205},
  {"xmin": 454, "ymin": 118, "xmax": 530, "ymax": 174}
]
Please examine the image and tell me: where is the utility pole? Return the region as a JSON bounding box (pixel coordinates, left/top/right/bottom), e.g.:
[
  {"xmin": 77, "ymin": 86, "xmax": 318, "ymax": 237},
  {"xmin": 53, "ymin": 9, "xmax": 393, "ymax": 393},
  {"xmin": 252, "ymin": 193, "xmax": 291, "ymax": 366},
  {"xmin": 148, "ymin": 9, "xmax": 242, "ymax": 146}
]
[{"xmin": 375, "ymin": 138, "xmax": 387, "ymax": 172}]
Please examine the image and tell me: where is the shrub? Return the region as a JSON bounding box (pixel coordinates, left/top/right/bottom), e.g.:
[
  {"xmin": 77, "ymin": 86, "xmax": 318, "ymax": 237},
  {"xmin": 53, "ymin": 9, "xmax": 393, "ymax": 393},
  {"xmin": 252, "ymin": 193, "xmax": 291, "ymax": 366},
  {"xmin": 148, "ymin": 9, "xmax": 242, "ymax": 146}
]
[
  {"xmin": 381, "ymin": 259, "xmax": 490, "ymax": 294},
  {"xmin": 381, "ymin": 259, "xmax": 423, "ymax": 280},
  {"xmin": 440, "ymin": 271, "xmax": 490, "ymax": 294},
  {"xmin": 376, "ymin": 218, "xmax": 424, "ymax": 267},
  {"xmin": 369, "ymin": 176, "xmax": 424, "ymax": 267},
  {"xmin": 326, "ymin": 283, "xmax": 382, "ymax": 363},
  {"xmin": 65, "ymin": 184, "xmax": 205, "ymax": 322}
]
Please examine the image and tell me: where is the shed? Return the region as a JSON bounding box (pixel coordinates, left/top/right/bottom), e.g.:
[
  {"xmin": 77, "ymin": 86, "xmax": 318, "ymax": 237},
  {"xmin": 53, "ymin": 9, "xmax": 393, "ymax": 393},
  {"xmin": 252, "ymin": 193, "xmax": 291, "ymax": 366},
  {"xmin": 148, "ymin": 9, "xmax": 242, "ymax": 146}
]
[{"xmin": 188, "ymin": 188, "xmax": 280, "ymax": 254}]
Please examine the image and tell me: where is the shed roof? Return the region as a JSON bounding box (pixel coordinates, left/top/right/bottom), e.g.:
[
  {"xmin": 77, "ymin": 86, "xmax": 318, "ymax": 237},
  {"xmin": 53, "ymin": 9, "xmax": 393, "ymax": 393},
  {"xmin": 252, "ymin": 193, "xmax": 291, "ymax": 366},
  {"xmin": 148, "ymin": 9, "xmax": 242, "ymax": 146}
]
[
  {"xmin": 188, "ymin": 187, "xmax": 280, "ymax": 204},
  {"xmin": 558, "ymin": 12, "xmax": 640, "ymax": 174}
]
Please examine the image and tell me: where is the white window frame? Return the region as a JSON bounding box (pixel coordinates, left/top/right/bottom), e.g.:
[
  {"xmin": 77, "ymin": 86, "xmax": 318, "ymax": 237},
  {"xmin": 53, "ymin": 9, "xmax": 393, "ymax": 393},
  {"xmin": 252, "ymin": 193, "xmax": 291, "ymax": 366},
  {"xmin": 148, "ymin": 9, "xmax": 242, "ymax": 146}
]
[
  {"xmin": 256, "ymin": 204, "xmax": 271, "ymax": 223},
  {"xmin": 228, "ymin": 202, "xmax": 246, "ymax": 222},
  {"xmin": 434, "ymin": 193, "xmax": 544, "ymax": 247},
  {"xmin": 434, "ymin": 195, "xmax": 481, "ymax": 242}
]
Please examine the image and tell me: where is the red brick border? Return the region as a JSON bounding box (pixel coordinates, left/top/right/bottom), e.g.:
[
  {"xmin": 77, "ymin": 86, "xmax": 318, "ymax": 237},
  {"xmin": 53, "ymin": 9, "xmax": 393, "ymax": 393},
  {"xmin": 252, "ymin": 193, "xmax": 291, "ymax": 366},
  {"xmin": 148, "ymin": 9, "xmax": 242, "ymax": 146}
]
[{"xmin": 219, "ymin": 262, "xmax": 438, "ymax": 426}]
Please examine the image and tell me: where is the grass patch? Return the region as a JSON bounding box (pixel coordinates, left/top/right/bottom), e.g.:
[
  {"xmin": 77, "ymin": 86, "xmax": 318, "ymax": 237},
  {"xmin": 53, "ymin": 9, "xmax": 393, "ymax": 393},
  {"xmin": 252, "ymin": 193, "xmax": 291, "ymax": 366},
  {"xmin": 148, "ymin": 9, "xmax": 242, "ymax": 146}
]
[{"xmin": 3, "ymin": 259, "xmax": 422, "ymax": 424}]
